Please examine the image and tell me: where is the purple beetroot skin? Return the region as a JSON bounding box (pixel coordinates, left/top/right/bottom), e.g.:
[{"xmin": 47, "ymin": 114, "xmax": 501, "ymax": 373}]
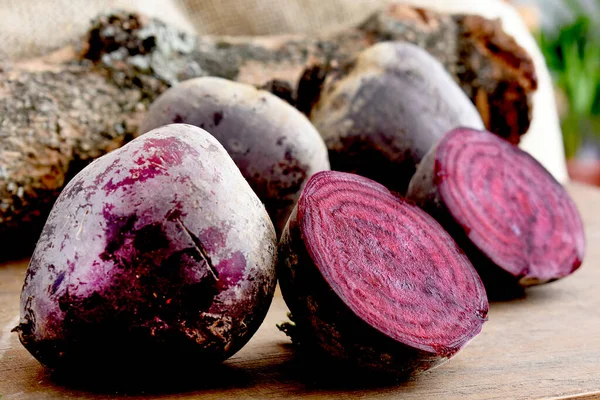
[
  {"xmin": 139, "ymin": 77, "xmax": 330, "ymax": 234},
  {"xmin": 278, "ymin": 171, "xmax": 488, "ymax": 375},
  {"xmin": 15, "ymin": 124, "xmax": 277, "ymax": 370},
  {"xmin": 308, "ymin": 42, "xmax": 484, "ymax": 194},
  {"xmin": 407, "ymin": 128, "xmax": 586, "ymax": 298}
]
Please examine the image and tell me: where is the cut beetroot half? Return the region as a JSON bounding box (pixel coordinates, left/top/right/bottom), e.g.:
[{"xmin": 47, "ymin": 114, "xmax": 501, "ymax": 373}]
[
  {"xmin": 407, "ymin": 128, "xmax": 586, "ymax": 297},
  {"xmin": 278, "ymin": 171, "xmax": 488, "ymax": 375}
]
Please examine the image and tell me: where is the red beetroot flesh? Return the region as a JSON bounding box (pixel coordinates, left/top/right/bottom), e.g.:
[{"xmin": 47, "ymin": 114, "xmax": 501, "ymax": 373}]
[
  {"xmin": 437, "ymin": 129, "xmax": 585, "ymax": 282},
  {"xmin": 279, "ymin": 171, "xmax": 488, "ymax": 374},
  {"xmin": 408, "ymin": 128, "xmax": 585, "ymax": 291}
]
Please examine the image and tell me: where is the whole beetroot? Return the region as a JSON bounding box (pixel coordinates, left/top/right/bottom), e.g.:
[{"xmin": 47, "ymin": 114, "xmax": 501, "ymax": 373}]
[
  {"xmin": 139, "ymin": 77, "xmax": 330, "ymax": 234},
  {"xmin": 15, "ymin": 124, "xmax": 277, "ymax": 370},
  {"xmin": 407, "ymin": 128, "xmax": 585, "ymax": 298},
  {"xmin": 278, "ymin": 171, "xmax": 488, "ymax": 376},
  {"xmin": 308, "ymin": 42, "xmax": 484, "ymax": 194}
]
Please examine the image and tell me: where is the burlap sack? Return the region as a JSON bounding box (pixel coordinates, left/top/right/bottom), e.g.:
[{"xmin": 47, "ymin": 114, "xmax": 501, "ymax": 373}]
[
  {"xmin": 0, "ymin": 0, "xmax": 567, "ymax": 182},
  {"xmin": 0, "ymin": 0, "xmax": 195, "ymax": 61},
  {"xmin": 179, "ymin": 0, "xmax": 390, "ymax": 36}
]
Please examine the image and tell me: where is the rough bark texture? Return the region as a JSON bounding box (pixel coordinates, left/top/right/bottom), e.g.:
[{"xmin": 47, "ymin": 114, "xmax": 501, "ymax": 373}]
[
  {"xmin": 0, "ymin": 64, "xmax": 146, "ymax": 258},
  {"xmin": 0, "ymin": 6, "xmax": 537, "ymax": 259},
  {"xmin": 455, "ymin": 15, "xmax": 538, "ymax": 144}
]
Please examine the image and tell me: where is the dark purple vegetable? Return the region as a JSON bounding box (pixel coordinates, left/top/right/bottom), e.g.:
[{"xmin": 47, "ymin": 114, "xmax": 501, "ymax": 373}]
[
  {"xmin": 407, "ymin": 127, "xmax": 586, "ymax": 298},
  {"xmin": 139, "ymin": 77, "xmax": 330, "ymax": 234},
  {"xmin": 15, "ymin": 124, "xmax": 277, "ymax": 370},
  {"xmin": 309, "ymin": 41, "xmax": 484, "ymax": 194},
  {"xmin": 278, "ymin": 170, "xmax": 488, "ymax": 375}
]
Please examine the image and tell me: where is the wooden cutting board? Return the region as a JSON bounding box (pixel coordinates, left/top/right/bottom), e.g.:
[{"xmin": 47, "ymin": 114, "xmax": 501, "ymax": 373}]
[{"xmin": 1, "ymin": 183, "xmax": 599, "ymax": 400}]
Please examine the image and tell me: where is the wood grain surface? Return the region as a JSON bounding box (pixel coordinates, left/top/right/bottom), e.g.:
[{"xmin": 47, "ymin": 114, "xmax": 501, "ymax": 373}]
[{"xmin": 1, "ymin": 183, "xmax": 599, "ymax": 400}]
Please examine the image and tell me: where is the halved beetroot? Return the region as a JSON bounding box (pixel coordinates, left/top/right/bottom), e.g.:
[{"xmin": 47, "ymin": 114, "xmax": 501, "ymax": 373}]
[
  {"xmin": 278, "ymin": 171, "xmax": 488, "ymax": 375},
  {"xmin": 407, "ymin": 128, "xmax": 586, "ymax": 298}
]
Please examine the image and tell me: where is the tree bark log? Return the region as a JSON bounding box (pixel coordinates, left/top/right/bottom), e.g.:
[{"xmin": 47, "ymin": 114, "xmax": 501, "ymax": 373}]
[{"xmin": 0, "ymin": 6, "xmax": 536, "ymax": 259}]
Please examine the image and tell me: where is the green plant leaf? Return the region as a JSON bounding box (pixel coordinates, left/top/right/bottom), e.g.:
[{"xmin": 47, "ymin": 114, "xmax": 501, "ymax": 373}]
[{"xmin": 535, "ymin": 0, "xmax": 600, "ymax": 156}]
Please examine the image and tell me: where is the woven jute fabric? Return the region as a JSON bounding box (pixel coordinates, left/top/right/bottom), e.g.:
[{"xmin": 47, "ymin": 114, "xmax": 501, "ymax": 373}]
[
  {"xmin": 0, "ymin": 0, "xmax": 393, "ymax": 61},
  {"xmin": 178, "ymin": 0, "xmax": 390, "ymax": 35}
]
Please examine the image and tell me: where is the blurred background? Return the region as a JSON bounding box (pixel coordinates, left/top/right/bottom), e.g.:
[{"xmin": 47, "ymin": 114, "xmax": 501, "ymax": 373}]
[
  {"xmin": 1, "ymin": 0, "xmax": 599, "ymax": 186},
  {"xmin": 514, "ymin": 0, "xmax": 600, "ymax": 186}
]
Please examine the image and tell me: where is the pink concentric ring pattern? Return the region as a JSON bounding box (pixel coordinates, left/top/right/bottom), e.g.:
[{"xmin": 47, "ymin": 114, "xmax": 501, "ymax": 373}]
[
  {"xmin": 297, "ymin": 171, "xmax": 488, "ymax": 356},
  {"xmin": 436, "ymin": 129, "xmax": 585, "ymax": 282}
]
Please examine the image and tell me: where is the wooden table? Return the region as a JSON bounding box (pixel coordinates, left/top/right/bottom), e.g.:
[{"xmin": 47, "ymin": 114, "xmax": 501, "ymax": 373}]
[{"xmin": 1, "ymin": 183, "xmax": 599, "ymax": 399}]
